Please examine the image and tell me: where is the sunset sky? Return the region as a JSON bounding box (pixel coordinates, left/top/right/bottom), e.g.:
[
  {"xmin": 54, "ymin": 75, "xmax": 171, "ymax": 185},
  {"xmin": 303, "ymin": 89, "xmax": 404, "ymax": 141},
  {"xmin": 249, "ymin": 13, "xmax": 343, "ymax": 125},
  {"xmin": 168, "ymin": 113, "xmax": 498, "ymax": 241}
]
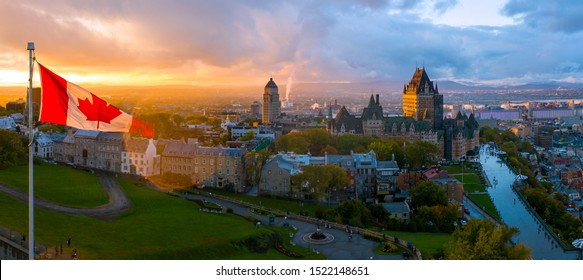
[{"xmin": 1, "ymin": 0, "xmax": 583, "ymax": 88}]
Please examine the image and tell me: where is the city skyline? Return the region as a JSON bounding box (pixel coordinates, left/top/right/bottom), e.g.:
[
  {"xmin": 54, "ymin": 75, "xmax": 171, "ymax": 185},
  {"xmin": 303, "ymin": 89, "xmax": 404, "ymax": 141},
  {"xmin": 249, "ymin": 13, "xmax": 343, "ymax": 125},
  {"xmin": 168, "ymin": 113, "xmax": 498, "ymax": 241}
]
[{"xmin": 1, "ymin": 0, "xmax": 583, "ymax": 89}]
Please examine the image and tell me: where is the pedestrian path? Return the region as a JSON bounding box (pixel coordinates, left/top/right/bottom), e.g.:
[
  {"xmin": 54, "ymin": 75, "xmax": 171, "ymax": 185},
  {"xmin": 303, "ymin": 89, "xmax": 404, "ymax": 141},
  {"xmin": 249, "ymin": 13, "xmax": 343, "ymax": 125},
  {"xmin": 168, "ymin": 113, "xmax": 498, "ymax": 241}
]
[
  {"xmin": 0, "ymin": 172, "xmax": 130, "ymax": 217},
  {"xmin": 183, "ymin": 192, "xmax": 405, "ymax": 260}
]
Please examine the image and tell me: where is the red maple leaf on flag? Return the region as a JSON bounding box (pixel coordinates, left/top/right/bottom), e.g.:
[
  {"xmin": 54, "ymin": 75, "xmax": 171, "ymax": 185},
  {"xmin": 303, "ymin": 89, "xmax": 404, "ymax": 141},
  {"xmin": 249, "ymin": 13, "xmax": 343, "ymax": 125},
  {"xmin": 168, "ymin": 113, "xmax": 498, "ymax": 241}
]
[{"xmin": 77, "ymin": 94, "xmax": 122, "ymax": 128}]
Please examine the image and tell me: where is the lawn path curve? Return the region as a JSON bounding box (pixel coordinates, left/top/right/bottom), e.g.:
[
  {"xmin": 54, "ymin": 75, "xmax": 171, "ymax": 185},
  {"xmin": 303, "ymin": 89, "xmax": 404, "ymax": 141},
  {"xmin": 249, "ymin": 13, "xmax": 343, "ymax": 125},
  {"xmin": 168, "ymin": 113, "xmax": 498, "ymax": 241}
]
[{"xmin": 0, "ymin": 172, "xmax": 130, "ymax": 217}]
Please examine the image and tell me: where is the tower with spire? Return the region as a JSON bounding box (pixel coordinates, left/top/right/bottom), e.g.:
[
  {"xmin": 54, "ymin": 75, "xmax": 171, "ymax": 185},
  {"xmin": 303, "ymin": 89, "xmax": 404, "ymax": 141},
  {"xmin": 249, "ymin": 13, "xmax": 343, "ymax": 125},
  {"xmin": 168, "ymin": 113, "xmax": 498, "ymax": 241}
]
[
  {"xmin": 402, "ymin": 67, "xmax": 444, "ymax": 130},
  {"xmin": 262, "ymin": 77, "xmax": 281, "ymax": 124}
]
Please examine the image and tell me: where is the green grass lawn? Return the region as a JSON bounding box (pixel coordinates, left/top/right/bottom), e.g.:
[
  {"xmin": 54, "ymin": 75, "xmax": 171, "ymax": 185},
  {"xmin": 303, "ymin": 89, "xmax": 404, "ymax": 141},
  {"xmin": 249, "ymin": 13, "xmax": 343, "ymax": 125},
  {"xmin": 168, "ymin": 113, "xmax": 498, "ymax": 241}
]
[
  {"xmin": 446, "ymin": 165, "xmax": 501, "ymax": 221},
  {"xmin": 452, "ymin": 174, "xmax": 485, "ymax": 193},
  {"xmin": 0, "ymin": 176, "xmax": 304, "ymax": 259},
  {"xmin": 381, "ymin": 230, "xmax": 451, "ymax": 259},
  {"xmin": 468, "ymin": 194, "xmax": 502, "ymax": 221},
  {"xmin": 0, "ymin": 164, "xmax": 109, "ymax": 208},
  {"xmin": 208, "ymin": 189, "xmax": 332, "ymax": 216}
]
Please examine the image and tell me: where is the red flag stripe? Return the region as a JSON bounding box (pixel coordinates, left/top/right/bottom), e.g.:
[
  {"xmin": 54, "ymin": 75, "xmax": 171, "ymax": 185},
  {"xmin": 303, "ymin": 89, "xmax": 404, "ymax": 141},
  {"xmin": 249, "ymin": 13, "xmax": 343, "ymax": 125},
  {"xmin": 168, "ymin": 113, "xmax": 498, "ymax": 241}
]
[
  {"xmin": 38, "ymin": 63, "xmax": 69, "ymax": 125},
  {"xmin": 129, "ymin": 117, "xmax": 155, "ymax": 138}
]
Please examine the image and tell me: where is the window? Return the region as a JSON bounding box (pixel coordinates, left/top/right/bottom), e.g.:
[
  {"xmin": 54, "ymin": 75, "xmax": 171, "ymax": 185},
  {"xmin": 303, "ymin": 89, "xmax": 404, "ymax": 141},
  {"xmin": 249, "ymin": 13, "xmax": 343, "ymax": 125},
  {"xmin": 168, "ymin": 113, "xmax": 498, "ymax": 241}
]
[
  {"xmin": 226, "ymin": 160, "xmax": 230, "ymax": 167},
  {"xmin": 226, "ymin": 169, "xmax": 230, "ymax": 175},
  {"xmin": 210, "ymin": 168, "xmax": 214, "ymax": 174},
  {"xmin": 202, "ymin": 159, "xmax": 206, "ymax": 164},
  {"xmin": 195, "ymin": 167, "xmax": 198, "ymax": 173},
  {"xmin": 210, "ymin": 159, "xmax": 214, "ymax": 165},
  {"xmin": 202, "ymin": 167, "xmax": 206, "ymax": 174}
]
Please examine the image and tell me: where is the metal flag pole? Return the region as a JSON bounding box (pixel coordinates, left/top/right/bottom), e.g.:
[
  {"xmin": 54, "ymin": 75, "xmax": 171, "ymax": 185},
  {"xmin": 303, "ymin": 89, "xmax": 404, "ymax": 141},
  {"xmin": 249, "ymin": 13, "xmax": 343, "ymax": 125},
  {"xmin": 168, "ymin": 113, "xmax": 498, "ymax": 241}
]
[{"xmin": 27, "ymin": 41, "xmax": 35, "ymax": 260}]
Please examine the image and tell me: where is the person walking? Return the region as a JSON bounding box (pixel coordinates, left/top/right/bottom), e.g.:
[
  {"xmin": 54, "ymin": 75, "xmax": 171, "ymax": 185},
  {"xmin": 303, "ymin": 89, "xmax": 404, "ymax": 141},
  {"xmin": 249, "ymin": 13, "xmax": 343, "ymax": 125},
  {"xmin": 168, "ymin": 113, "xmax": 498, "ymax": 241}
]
[{"xmin": 67, "ymin": 237, "xmax": 71, "ymax": 247}]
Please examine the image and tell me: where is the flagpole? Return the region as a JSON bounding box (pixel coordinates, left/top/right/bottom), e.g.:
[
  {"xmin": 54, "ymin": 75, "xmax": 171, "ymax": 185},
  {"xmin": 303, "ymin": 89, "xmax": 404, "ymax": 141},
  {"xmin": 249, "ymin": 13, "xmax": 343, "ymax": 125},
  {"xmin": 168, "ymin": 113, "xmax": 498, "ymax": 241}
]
[{"xmin": 27, "ymin": 41, "xmax": 35, "ymax": 260}]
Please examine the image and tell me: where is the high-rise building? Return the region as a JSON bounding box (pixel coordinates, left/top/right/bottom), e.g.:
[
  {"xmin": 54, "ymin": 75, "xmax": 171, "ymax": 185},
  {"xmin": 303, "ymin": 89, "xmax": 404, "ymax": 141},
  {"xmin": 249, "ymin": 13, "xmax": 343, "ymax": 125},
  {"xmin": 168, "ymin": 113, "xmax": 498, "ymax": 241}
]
[
  {"xmin": 402, "ymin": 67, "xmax": 443, "ymax": 130},
  {"xmin": 262, "ymin": 78, "xmax": 280, "ymax": 124},
  {"xmin": 250, "ymin": 101, "xmax": 262, "ymax": 118}
]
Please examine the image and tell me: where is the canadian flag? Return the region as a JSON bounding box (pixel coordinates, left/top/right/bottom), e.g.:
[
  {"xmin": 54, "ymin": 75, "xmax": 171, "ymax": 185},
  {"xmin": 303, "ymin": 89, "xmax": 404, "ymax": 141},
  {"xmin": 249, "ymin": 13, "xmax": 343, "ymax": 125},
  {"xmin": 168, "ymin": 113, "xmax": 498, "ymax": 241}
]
[{"xmin": 38, "ymin": 63, "xmax": 154, "ymax": 138}]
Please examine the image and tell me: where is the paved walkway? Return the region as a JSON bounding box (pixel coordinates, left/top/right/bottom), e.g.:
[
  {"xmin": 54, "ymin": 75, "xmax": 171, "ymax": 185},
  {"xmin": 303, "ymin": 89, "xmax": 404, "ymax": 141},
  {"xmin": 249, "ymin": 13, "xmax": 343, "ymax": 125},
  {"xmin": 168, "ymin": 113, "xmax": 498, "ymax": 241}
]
[
  {"xmin": 0, "ymin": 172, "xmax": 130, "ymax": 217},
  {"xmin": 184, "ymin": 192, "xmax": 404, "ymax": 260}
]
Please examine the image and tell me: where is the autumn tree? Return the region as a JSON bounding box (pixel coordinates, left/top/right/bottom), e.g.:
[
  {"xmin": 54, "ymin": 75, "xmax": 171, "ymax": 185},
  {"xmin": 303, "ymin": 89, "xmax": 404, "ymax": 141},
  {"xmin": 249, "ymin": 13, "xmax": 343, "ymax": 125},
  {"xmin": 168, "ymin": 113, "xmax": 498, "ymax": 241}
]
[
  {"xmin": 303, "ymin": 128, "xmax": 332, "ymax": 156},
  {"xmin": 446, "ymin": 219, "xmax": 531, "ymax": 260},
  {"xmin": 244, "ymin": 149, "xmax": 272, "ymax": 187},
  {"xmin": 275, "ymin": 133, "xmax": 309, "ymax": 154},
  {"xmin": 405, "ymin": 140, "xmax": 440, "ymax": 170},
  {"xmin": 291, "ymin": 164, "xmax": 349, "ymax": 201},
  {"xmin": 368, "ymin": 138, "xmax": 404, "ymax": 164}
]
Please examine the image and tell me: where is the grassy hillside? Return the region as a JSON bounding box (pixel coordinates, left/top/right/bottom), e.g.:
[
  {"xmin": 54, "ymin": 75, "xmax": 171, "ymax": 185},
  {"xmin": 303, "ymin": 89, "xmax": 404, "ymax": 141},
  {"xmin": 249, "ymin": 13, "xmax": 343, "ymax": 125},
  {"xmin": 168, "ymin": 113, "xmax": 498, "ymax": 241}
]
[{"xmin": 0, "ymin": 164, "xmax": 108, "ymax": 208}]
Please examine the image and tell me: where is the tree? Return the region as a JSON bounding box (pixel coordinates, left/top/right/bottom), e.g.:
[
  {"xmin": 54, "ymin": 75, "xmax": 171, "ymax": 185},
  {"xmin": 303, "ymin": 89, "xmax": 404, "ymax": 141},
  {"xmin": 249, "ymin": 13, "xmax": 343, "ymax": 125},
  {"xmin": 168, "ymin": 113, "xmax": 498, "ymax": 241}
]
[
  {"xmin": 333, "ymin": 134, "xmax": 372, "ymax": 154},
  {"xmin": 245, "ymin": 149, "xmax": 272, "ymax": 187},
  {"xmin": 291, "ymin": 164, "xmax": 349, "ymax": 201},
  {"xmin": 335, "ymin": 200, "xmax": 372, "ymax": 228},
  {"xmin": 303, "ymin": 128, "xmax": 332, "ymax": 156},
  {"xmin": 446, "ymin": 219, "xmax": 531, "ymax": 260},
  {"xmin": 368, "ymin": 138, "xmax": 404, "ymax": 164},
  {"xmin": 405, "ymin": 140, "xmax": 439, "ymax": 170},
  {"xmin": 409, "ymin": 181, "xmax": 447, "ymax": 208},
  {"xmin": 368, "ymin": 204, "xmax": 390, "ymax": 226},
  {"xmin": 171, "ymin": 114, "xmax": 185, "ymax": 127},
  {"xmin": 320, "ymin": 145, "xmax": 339, "ymax": 155},
  {"xmin": 0, "ymin": 130, "xmax": 27, "ymax": 169},
  {"xmin": 275, "ymin": 134, "xmax": 309, "ymax": 154},
  {"xmin": 240, "ymin": 130, "xmax": 256, "ymax": 141}
]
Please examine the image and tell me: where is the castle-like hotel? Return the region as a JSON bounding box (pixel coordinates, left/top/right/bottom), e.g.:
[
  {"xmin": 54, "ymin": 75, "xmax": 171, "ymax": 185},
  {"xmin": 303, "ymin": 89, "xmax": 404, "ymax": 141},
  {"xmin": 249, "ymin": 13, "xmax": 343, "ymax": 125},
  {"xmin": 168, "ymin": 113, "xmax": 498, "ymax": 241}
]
[{"xmin": 326, "ymin": 67, "xmax": 479, "ymax": 161}]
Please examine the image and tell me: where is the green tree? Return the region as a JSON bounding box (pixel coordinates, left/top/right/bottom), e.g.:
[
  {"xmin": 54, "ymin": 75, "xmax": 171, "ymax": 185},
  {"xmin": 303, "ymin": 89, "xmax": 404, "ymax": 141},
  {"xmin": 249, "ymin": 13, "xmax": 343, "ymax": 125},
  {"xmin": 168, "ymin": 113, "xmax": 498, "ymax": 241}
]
[
  {"xmin": 368, "ymin": 203, "xmax": 390, "ymax": 226},
  {"xmin": 320, "ymin": 145, "xmax": 339, "ymax": 155},
  {"xmin": 303, "ymin": 128, "xmax": 332, "ymax": 156},
  {"xmin": 405, "ymin": 140, "xmax": 439, "ymax": 170},
  {"xmin": 368, "ymin": 138, "xmax": 404, "ymax": 164},
  {"xmin": 0, "ymin": 130, "xmax": 27, "ymax": 169},
  {"xmin": 240, "ymin": 130, "xmax": 256, "ymax": 141},
  {"xmin": 409, "ymin": 181, "xmax": 447, "ymax": 208},
  {"xmin": 291, "ymin": 164, "xmax": 349, "ymax": 201},
  {"xmin": 335, "ymin": 200, "xmax": 372, "ymax": 227},
  {"xmin": 245, "ymin": 149, "xmax": 272, "ymax": 187},
  {"xmin": 333, "ymin": 134, "xmax": 372, "ymax": 154},
  {"xmin": 171, "ymin": 114, "xmax": 185, "ymax": 127},
  {"xmin": 446, "ymin": 219, "xmax": 531, "ymax": 260},
  {"xmin": 275, "ymin": 134, "xmax": 309, "ymax": 154}
]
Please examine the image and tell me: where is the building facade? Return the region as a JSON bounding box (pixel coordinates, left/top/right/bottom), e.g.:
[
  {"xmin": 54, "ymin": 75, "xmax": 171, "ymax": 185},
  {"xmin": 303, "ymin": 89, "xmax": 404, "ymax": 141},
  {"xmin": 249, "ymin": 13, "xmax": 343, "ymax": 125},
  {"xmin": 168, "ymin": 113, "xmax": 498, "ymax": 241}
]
[
  {"xmin": 159, "ymin": 139, "xmax": 245, "ymax": 191},
  {"xmin": 328, "ymin": 67, "xmax": 479, "ymax": 162},
  {"xmin": 402, "ymin": 67, "xmax": 444, "ymax": 130},
  {"xmin": 121, "ymin": 137, "xmax": 160, "ymax": 177},
  {"xmin": 262, "ymin": 78, "xmax": 280, "ymax": 124}
]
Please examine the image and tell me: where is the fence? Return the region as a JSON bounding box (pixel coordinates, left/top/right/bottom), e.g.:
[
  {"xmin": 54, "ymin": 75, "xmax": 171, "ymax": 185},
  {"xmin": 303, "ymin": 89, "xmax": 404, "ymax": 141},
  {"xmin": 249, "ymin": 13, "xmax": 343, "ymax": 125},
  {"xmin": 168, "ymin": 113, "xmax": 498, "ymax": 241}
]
[{"xmin": 0, "ymin": 224, "xmax": 46, "ymax": 260}]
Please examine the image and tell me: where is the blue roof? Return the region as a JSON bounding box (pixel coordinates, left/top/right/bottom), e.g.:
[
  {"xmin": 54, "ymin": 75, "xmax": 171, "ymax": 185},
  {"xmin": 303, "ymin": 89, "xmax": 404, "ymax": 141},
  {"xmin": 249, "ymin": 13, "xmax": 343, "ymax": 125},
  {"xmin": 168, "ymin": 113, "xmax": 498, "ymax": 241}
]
[{"xmin": 74, "ymin": 129, "xmax": 100, "ymax": 138}]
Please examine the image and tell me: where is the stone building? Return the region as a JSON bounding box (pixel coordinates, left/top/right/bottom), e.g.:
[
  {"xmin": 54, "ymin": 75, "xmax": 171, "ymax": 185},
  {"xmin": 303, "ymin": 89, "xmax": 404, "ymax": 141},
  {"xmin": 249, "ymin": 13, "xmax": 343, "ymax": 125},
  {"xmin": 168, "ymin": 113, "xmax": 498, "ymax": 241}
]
[
  {"xmin": 328, "ymin": 67, "xmax": 479, "ymax": 162},
  {"xmin": 121, "ymin": 137, "xmax": 160, "ymax": 177},
  {"xmin": 159, "ymin": 139, "xmax": 245, "ymax": 191},
  {"xmin": 402, "ymin": 67, "xmax": 443, "ymax": 130}
]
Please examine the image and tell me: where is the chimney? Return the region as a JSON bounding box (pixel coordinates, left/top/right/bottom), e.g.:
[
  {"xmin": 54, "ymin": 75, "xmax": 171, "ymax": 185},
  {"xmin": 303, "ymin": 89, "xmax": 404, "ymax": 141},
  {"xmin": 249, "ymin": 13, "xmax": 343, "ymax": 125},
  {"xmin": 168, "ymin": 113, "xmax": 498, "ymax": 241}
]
[{"xmin": 375, "ymin": 94, "xmax": 379, "ymax": 105}]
